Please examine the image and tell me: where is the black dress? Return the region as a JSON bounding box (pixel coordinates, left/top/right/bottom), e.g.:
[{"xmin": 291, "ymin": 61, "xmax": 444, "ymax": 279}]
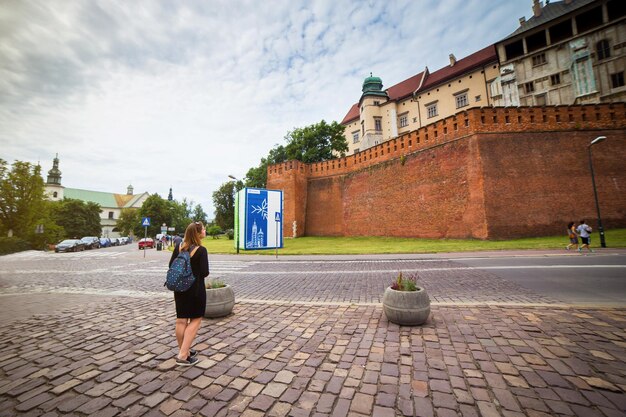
[{"xmin": 169, "ymin": 245, "xmax": 209, "ymax": 318}]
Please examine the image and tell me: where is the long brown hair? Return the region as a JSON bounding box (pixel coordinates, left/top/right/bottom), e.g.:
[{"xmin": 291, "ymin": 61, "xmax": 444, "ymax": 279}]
[{"xmin": 180, "ymin": 221, "xmax": 204, "ymax": 251}]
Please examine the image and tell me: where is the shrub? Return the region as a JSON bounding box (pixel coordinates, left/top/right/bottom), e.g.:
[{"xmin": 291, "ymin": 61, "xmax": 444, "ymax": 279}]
[
  {"xmin": 225, "ymin": 229, "xmax": 234, "ymax": 240},
  {"xmin": 207, "ymin": 225, "xmax": 222, "ymax": 239},
  {"xmin": 390, "ymin": 272, "xmax": 418, "ymax": 291},
  {"xmin": 0, "ymin": 237, "xmax": 31, "ymax": 255},
  {"xmin": 206, "ymin": 279, "xmax": 226, "ymax": 289}
]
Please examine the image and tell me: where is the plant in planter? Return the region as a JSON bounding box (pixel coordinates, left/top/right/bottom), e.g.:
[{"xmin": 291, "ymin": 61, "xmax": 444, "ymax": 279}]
[
  {"xmin": 204, "ymin": 279, "xmax": 235, "ymax": 318},
  {"xmin": 383, "ymin": 272, "xmax": 430, "ymax": 326}
]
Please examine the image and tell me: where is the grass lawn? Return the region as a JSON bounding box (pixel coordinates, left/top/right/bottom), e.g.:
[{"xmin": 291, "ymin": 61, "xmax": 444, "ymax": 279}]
[{"xmin": 199, "ymin": 228, "xmax": 626, "ymax": 255}]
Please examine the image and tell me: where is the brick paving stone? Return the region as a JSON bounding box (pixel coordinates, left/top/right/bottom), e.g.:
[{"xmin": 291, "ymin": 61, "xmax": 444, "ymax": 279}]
[
  {"xmin": 249, "ymin": 394, "xmax": 276, "ymax": 412},
  {"xmin": 50, "ymin": 378, "xmax": 82, "ymax": 394},
  {"xmin": 75, "ymin": 396, "xmax": 113, "ymax": 414},
  {"xmin": 268, "ymin": 402, "xmax": 291, "ymax": 417},
  {"xmin": 329, "ymin": 398, "xmax": 350, "ymax": 417},
  {"xmin": 412, "ymin": 397, "xmax": 433, "ymax": 417},
  {"xmin": 545, "ymin": 398, "xmax": 574, "ymax": 415},
  {"xmin": 198, "ymin": 400, "xmax": 228, "ymax": 417},
  {"xmin": 349, "ymin": 393, "xmax": 373, "ymax": 415},
  {"xmin": 15, "ymin": 392, "xmax": 53, "ymax": 412}
]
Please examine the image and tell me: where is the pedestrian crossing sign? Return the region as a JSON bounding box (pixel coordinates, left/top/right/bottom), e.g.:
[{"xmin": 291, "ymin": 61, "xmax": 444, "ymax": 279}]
[{"xmin": 141, "ymin": 217, "xmax": 151, "ymax": 227}]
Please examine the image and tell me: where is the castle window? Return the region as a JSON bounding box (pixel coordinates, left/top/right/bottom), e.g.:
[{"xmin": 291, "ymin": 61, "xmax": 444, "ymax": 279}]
[
  {"xmin": 475, "ymin": 95, "xmax": 481, "ymax": 102},
  {"xmin": 426, "ymin": 103, "xmax": 438, "ymax": 119},
  {"xmin": 398, "ymin": 113, "xmax": 408, "ymax": 128},
  {"xmin": 531, "ymin": 53, "xmax": 547, "ymax": 67},
  {"xmin": 524, "ymin": 82, "xmax": 535, "ymax": 94},
  {"xmin": 596, "ymin": 40, "xmax": 611, "ymax": 60},
  {"xmin": 373, "ymin": 101, "xmax": 380, "ymax": 106},
  {"xmin": 108, "ymin": 211, "xmax": 114, "ymax": 219},
  {"xmin": 374, "ymin": 117, "xmax": 382, "ymax": 132},
  {"xmin": 354, "ymin": 148, "xmax": 359, "ymax": 154},
  {"xmin": 535, "ymin": 94, "xmax": 547, "ymax": 106},
  {"xmin": 455, "ymin": 93, "xmax": 468, "ymax": 109},
  {"xmin": 550, "ymin": 74, "xmax": 561, "ymax": 85},
  {"xmin": 352, "ymin": 131, "xmax": 359, "ymax": 143},
  {"xmin": 53, "ymin": 192, "xmax": 57, "ymax": 198},
  {"xmin": 611, "ymin": 72, "xmax": 624, "ymax": 89}
]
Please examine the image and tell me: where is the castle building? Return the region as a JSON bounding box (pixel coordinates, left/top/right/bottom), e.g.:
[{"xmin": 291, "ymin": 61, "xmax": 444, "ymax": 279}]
[
  {"xmin": 341, "ymin": 0, "xmax": 625, "ymax": 154},
  {"xmin": 341, "ymin": 47, "xmax": 499, "ymax": 155},
  {"xmin": 493, "ymin": 0, "xmax": 625, "ymax": 107},
  {"xmin": 44, "ymin": 155, "xmax": 149, "ymax": 237}
]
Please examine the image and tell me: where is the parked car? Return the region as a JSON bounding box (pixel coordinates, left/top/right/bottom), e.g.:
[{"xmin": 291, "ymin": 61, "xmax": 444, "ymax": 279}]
[
  {"xmin": 110, "ymin": 238, "xmax": 120, "ymax": 246},
  {"xmin": 119, "ymin": 237, "xmax": 129, "ymax": 245},
  {"xmin": 55, "ymin": 239, "xmax": 86, "ymax": 253},
  {"xmin": 138, "ymin": 238, "xmax": 155, "ymax": 249},
  {"xmin": 80, "ymin": 236, "xmax": 100, "ymax": 249},
  {"xmin": 99, "ymin": 237, "xmax": 111, "ymax": 248}
]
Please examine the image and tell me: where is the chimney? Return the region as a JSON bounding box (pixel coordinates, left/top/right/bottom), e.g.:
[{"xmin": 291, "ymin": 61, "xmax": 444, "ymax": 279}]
[
  {"xmin": 532, "ymin": 0, "xmax": 543, "ymax": 17},
  {"xmin": 449, "ymin": 53, "xmax": 456, "ymax": 67},
  {"xmin": 519, "ymin": 16, "xmax": 526, "ymax": 25}
]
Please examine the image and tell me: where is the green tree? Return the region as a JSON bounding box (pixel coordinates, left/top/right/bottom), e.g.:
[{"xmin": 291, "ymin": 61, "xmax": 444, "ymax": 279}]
[
  {"xmin": 0, "ymin": 159, "xmax": 46, "ymax": 238},
  {"xmin": 168, "ymin": 198, "xmax": 192, "ymax": 235},
  {"xmin": 138, "ymin": 194, "xmax": 170, "ymax": 237},
  {"xmin": 52, "ymin": 198, "xmax": 102, "ymax": 238},
  {"xmin": 116, "ymin": 208, "xmax": 140, "ymax": 237},
  {"xmin": 191, "ymin": 203, "xmax": 208, "ymax": 225},
  {"xmin": 212, "ymin": 180, "xmax": 243, "ymax": 230},
  {"xmin": 284, "ymin": 120, "xmax": 348, "ymax": 163}
]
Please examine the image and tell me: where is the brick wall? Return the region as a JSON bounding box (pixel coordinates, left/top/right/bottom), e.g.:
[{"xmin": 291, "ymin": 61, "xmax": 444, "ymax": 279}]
[{"xmin": 267, "ymin": 104, "xmax": 626, "ymax": 239}]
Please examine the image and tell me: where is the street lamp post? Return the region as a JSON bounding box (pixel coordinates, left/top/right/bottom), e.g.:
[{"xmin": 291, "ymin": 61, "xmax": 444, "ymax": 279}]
[
  {"xmin": 588, "ymin": 136, "xmax": 607, "ymax": 248},
  {"xmin": 228, "ymin": 175, "xmax": 240, "ymax": 254}
]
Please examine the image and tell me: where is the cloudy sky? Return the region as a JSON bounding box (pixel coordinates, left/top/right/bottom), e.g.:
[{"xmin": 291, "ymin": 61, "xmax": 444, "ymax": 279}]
[{"xmin": 0, "ymin": 0, "xmax": 531, "ymax": 218}]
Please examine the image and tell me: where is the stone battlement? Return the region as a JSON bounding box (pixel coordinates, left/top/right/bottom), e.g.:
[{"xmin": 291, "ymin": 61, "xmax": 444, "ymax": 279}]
[{"xmin": 268, "ymin": 103, "xmax": 625, "ymax": 180}]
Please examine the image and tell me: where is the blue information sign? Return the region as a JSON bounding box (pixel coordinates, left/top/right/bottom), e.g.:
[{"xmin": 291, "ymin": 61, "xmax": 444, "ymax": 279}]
[{"xmin": 141, "ymin": 217, "xmax": 151, "ymax": 227}]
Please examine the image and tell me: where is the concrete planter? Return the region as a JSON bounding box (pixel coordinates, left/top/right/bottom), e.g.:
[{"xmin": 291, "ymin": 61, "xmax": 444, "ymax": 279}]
[
  {"xmin": 204, "ymin": 284, "xmax": 235, "ymax": 318},
  {"xmin": 382, "ymin": 286, "xmax": 430, "ymax": 326}
]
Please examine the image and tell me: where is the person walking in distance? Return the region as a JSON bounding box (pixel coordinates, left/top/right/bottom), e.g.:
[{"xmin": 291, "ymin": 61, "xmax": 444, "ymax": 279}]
[
  {"xmin": 576, "ymin": 220, "xmax": 594, "ymax": 253},
  {"xmin": 169, "ymin": 221, "xmax": 209, "ymax": 366},
  {"xmin": 565, "ymin": 222, "xmax": 579, "ymax": 251}
]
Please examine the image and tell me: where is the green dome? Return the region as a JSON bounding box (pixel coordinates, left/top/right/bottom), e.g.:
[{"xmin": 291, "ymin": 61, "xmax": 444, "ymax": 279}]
[{"xmin": 361, "ymin": 73, "xmax": 387, "ymax": 98}]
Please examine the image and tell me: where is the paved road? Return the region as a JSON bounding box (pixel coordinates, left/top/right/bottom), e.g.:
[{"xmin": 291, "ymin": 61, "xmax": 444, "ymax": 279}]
[{"xmin": 0, "ymin": 246, "xmax": 624, "ymax": 416}]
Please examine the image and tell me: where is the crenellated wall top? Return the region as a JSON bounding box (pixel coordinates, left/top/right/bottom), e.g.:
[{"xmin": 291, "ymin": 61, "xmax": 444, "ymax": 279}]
[{"xmin": 267, "ymin": 103, "xmax": 626, "ymax": 179}]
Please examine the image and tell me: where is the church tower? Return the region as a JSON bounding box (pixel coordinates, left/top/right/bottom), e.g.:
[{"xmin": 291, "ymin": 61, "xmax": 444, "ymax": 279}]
[{"xmin": 45, "ymin": 154, "xmax": 64, "ymax": 201}]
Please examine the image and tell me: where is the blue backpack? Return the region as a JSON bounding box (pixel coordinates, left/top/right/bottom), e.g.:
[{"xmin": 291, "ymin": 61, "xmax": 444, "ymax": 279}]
[{"xmin": 165, "ymin": 245, "xmax": 198, "ymax": 292}]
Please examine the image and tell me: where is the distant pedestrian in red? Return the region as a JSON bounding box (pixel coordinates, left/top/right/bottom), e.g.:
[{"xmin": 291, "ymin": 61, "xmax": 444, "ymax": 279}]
[{"xmin": 169, "ymin": 221, "xmax": 209, "ymax": 366}]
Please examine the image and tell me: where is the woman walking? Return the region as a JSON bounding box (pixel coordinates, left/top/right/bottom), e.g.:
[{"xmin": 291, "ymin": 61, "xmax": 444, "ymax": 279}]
[
  {"xmin": 169, "ymin": 221, "xmax": 209, "ymax": 366},
  {"xmin": 565, "ymin": 221, "xmax": 579, "ymax": 251}
]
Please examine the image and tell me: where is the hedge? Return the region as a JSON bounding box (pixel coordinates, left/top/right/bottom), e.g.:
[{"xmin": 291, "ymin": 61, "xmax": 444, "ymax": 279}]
[{"xmin": 0, "ymin": 237, "xmax": 31, "ymax": 255}]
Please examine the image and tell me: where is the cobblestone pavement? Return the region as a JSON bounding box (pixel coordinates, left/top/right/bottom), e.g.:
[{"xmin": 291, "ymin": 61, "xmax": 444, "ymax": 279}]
[{"xmin": 0, "ymin": 247, "xmax": 624, "ymax": 416}]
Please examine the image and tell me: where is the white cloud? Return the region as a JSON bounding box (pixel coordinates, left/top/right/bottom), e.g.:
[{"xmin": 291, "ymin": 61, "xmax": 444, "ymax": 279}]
[{"xmin": 0, "ymin": 0, "xmax": 531, "ymax": 218}]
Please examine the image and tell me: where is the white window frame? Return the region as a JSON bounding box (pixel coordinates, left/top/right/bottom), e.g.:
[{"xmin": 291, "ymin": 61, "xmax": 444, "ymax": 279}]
[
  {"xmin": 352, "ymin": 131, "xmax": 359, "ymax": 143},
  {"xmin": 455, "ymin": 93, "xmax": 468, "ymax": 109},
  {"xmin": 426, "ymin": 103, "xmax": 438, "ymax": 119},
  {"xmin": 398, "ymin": 113, "xmax": 408, "ymax": 128}
]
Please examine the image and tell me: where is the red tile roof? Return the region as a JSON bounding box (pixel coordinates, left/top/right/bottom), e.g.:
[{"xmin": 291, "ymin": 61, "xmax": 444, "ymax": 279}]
[
  {"xmin": 341, "ymin": 103, "xmax": 360, "ymax": 124},
  {"xmin": 387, "ymin": 71, "xmax": 426, "ymax": 101},
  {"xmin": 419, "ymin": 45, "xmax": 497, "ymax": 91},
  {"xmin": 340, "ymin": 45, "xmax": 497, "ymax": 125}
]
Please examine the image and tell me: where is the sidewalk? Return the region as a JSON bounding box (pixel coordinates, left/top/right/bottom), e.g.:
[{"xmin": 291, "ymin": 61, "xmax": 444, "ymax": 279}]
[
  {"xmin": 0, "ymin": 299, "xmax": 624, "ymax": 416},
  {"xmin": 0, "ymin": 249, "xmax": 624, "ymax": 416}
]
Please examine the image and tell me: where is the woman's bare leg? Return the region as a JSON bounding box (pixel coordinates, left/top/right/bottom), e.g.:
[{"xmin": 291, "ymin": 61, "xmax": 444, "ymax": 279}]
[
  {"xmin": 175, "ymin": 318, "xmax": 188, "ymax": 349},
  {"xmin": 178, "ymin": 318, "xmax": 202, "ymax": 359}
]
